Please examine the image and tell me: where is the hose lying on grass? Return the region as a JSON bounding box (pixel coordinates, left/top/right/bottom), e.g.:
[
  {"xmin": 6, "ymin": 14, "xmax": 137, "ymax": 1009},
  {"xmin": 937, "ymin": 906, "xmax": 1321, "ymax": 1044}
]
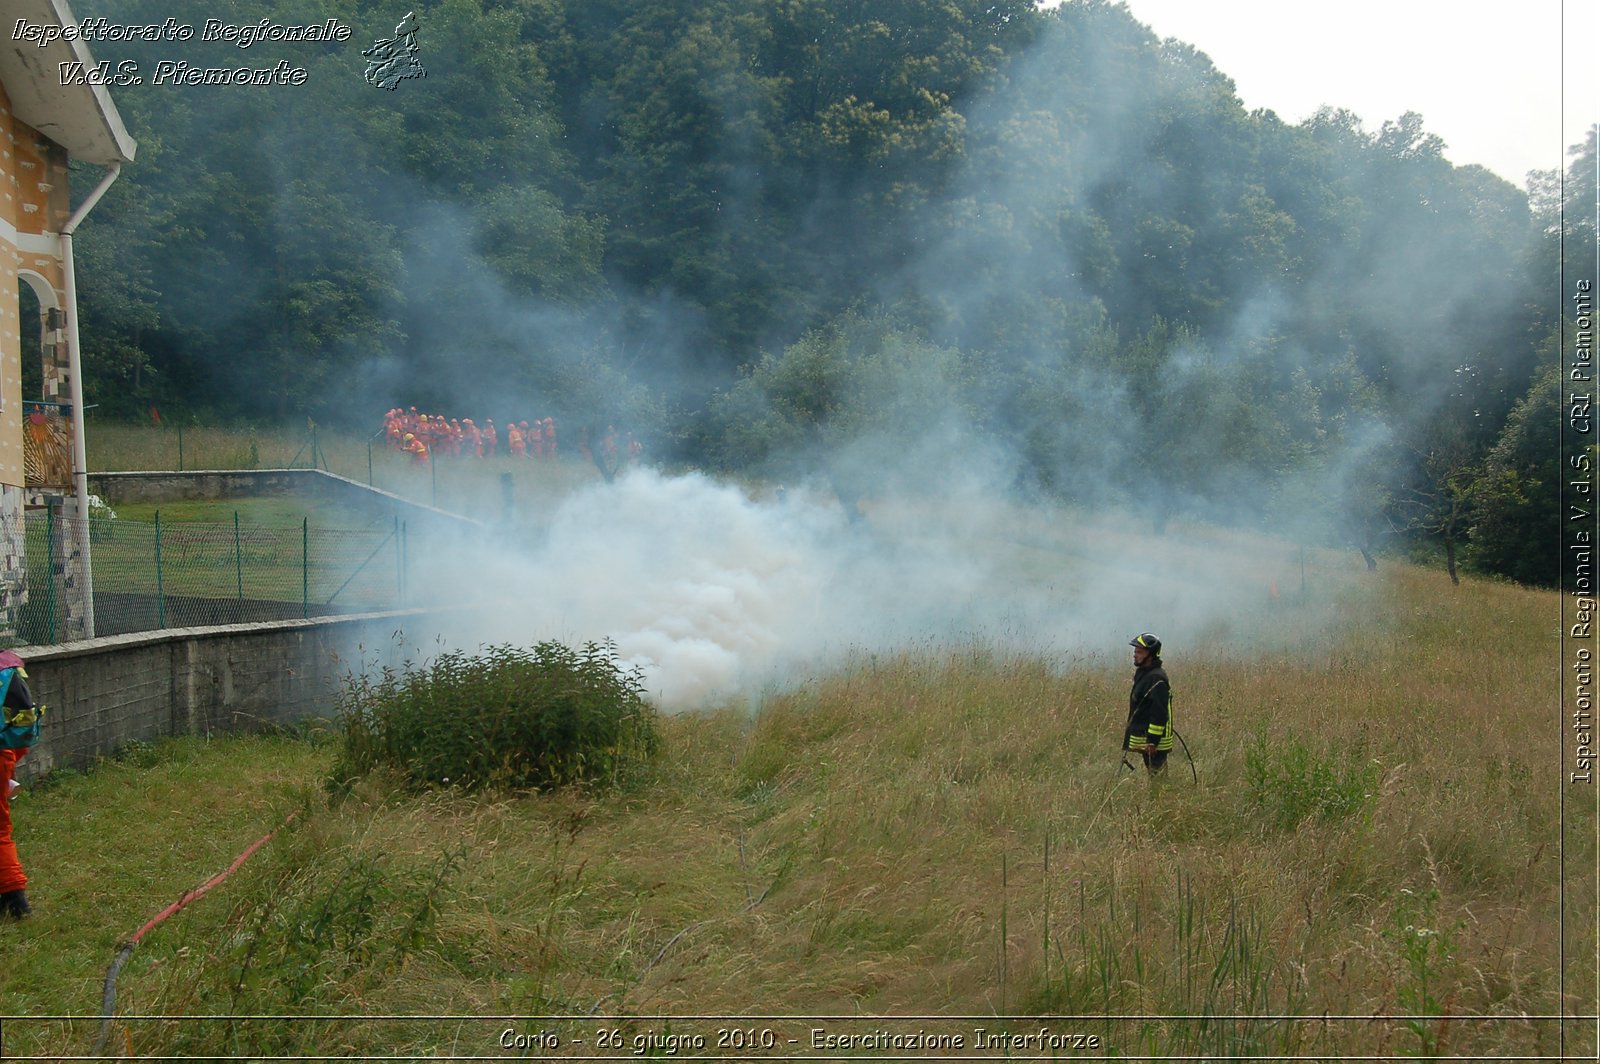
[{"xmin": 93, "ymin": 813, "xmax": 295, "ymax": 1057}]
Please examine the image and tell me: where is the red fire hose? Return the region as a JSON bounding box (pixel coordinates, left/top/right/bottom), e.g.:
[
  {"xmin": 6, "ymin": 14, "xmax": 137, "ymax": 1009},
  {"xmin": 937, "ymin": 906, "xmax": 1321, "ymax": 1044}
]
[{"xmin": 93, "ymin": 813, "xmax": 295, "ymax": 1056}]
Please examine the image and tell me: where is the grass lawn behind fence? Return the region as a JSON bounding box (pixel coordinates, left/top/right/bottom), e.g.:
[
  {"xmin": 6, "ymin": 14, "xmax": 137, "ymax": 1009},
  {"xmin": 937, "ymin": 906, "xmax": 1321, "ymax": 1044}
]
[
  {"xmin": 107, "ymin": 497, "xmax": 397, "ymax": 532},
  {"xmin": 86, "ymin": 421, "xmax": 602, "ymax": 523},
  {"xmin": 82, "ymin": 518, "xmax": 404, "ymax": 609},
  {"xmin": 25, "ymin": 423, "xmax": 595, "ymax": 639}
]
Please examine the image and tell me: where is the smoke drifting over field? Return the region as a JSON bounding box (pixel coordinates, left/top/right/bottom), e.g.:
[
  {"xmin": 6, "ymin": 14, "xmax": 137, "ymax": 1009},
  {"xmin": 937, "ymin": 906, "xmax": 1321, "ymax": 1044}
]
[
  {"xmin": 380, "ymin": 13, "xmax": 1486, "ymax": 708},
  {"xmin": 65, "ymin": 0, "xmax": 1544, "ymax": 702},
  {"xmin": 413, "ymin": 464, "xmax": 1324, "ymax": 711}
]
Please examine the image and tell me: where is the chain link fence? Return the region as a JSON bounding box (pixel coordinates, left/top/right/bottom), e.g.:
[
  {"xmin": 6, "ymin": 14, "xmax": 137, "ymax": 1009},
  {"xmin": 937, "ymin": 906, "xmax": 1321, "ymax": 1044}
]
[{"xmin": 12, "ymin": 510, "xmax": 419, "ymax": 645}]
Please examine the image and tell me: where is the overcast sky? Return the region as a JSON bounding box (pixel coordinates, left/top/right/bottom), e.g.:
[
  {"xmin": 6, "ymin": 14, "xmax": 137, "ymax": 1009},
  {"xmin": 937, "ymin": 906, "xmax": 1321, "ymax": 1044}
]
[{"xmin": 1100, "ymin": 0, "xmax": 1597, "ymax": 189}]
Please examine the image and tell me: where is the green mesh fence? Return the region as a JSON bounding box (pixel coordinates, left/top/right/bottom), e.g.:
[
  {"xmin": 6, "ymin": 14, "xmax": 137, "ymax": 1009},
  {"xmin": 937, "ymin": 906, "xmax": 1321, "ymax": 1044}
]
[{"xmin": 13, "ymin": 511, "xmax": 413, "ymax": 645}]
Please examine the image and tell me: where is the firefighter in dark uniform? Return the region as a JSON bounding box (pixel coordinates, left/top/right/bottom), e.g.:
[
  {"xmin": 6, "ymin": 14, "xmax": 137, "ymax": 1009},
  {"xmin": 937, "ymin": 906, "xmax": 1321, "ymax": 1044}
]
[{"xmin": 1124, "ymin": 633, "xmax": 1173, "ymax": 775}]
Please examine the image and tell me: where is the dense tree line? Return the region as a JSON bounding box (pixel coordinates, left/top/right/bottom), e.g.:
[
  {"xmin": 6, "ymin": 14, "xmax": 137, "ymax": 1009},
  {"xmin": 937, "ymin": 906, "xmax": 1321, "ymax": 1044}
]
[{"xmin": 61, "ymin": 0, "xmax": 1588, "ymax": 584}]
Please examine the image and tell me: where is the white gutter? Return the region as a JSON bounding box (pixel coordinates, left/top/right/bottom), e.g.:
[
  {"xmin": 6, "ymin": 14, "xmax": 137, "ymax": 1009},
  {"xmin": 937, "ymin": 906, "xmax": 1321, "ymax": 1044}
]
[{"xmin": 57, "ymin": 161, "xmax": 122, "ymax": 639}]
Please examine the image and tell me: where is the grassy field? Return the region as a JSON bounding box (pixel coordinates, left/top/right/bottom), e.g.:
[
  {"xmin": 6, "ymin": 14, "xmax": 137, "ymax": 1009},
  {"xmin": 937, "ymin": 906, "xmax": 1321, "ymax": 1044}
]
[
  {"xmin": 85, "ymin": 420, "xmax": 603, "ymax": 524},
  {"xmin": 104, "ymin": 496, "xmax": 394, "ymax": 530},
  {"xmin": 0, "ymin": 550, "xmax": 1585, "ymax": 1059},
  {"xmin": 1, "ymin": 421, "xmax": 1583, "ymax": 1057},
  {"xmin": 47, "ymin": 422, "xmax": 612, "ymax": 634}
]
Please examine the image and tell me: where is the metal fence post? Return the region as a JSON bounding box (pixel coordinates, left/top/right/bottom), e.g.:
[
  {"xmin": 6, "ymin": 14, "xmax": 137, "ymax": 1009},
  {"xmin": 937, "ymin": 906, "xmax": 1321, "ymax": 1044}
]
[
  {"xmin": 234, "ymin": 511, "xmax": 244, "ymax": 600},
  {"xmin": 394, "ymin": 515, "xmax": 402, "ymax": 601},
  {"xmin": 155, "ymin": 510, "xmax": 166, "ymax": 628},
  {"xmin": 45, "ymin": 507, "xmax": 56, "ymax": 644},
  {"xmin": 177, "ymin": 425, "xmax": 184, "ymax": 471},
  {"xmin": 302, "ymin": 516, "xmax": 309, "ymax": 619}
]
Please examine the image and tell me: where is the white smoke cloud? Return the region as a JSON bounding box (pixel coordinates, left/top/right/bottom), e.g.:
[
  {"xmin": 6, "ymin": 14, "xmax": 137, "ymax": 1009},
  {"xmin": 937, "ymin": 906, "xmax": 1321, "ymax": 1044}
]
[{"xmin": 412, "ymin": 462, "xmax": 1324, "ymax": 711}]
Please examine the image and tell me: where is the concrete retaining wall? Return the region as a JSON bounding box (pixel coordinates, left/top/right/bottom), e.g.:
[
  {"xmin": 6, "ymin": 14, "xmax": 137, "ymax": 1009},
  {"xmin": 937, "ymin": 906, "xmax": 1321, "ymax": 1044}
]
[
  {"xmin": 8, "ymin": 609, "xmax": 449, "ymax": 785},
  {"xmin": 87, "ymin": 469, "xmax": 482, "ymax": 539}
]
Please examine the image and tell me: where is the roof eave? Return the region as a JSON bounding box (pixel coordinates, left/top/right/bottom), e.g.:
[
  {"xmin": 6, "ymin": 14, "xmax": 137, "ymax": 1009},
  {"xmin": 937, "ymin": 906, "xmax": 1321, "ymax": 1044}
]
[{"xmin": 0, "ymin": 0, "xmax": 137, "ymax": 165}]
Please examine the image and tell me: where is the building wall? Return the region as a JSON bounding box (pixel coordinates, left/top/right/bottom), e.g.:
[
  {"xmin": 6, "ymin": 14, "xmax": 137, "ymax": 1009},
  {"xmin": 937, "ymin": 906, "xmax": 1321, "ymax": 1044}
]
[
  {"xmin": 0, "ymin": 78, "xmax": 69, "ymax": 496},
  {"xmin": 0, "ymin": 79, "xmax": 87, "ymax": 639}
]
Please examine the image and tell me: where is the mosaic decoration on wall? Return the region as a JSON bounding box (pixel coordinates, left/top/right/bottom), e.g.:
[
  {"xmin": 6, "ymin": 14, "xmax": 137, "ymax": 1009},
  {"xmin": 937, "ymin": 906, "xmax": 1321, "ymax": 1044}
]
[{"xmin": 23, "ymin": 401, "xmax": 71, "ymax": 489}]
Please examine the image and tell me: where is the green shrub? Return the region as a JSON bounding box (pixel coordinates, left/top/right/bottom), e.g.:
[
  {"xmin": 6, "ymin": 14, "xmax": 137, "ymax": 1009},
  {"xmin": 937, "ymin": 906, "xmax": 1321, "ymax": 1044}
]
[
  {"xmin": 1244, "ymin": 735, "xmax": 1378, "ymax": 832},
  {"xmin": 329, "ymin": 641, "xmax": 659, "ymax": 793}
]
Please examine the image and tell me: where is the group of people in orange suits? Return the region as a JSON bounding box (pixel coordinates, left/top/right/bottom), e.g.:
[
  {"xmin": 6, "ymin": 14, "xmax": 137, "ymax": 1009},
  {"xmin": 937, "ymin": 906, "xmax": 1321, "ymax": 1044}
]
[
  {"xmin": 581, "ymin": 423, "xmax": 644, "ymax": 468},
  {"xmin": 384, "ymin": 408, "xmax": 559, "ymax": 466}
]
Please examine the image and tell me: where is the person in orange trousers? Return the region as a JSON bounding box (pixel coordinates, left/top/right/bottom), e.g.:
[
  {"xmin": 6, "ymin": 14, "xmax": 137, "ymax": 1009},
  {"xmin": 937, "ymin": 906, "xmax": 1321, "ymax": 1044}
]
[{"xmin": 0, "ymin": 746, "xmax": 29, "ymax": 919}]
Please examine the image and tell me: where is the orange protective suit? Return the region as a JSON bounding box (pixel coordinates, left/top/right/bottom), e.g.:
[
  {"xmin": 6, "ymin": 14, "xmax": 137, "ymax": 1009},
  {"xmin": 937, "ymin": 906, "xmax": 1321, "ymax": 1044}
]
[{"xmin": 0, "ymin": 747, "xmax": 26, "ymax": 895}]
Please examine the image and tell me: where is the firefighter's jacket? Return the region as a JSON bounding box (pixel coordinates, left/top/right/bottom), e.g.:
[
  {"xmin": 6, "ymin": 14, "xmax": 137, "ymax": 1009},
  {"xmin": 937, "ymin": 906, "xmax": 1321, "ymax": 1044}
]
[{"xmin": 1124, "ymin": 663, "xmax": 1173, "ymax": 753}]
